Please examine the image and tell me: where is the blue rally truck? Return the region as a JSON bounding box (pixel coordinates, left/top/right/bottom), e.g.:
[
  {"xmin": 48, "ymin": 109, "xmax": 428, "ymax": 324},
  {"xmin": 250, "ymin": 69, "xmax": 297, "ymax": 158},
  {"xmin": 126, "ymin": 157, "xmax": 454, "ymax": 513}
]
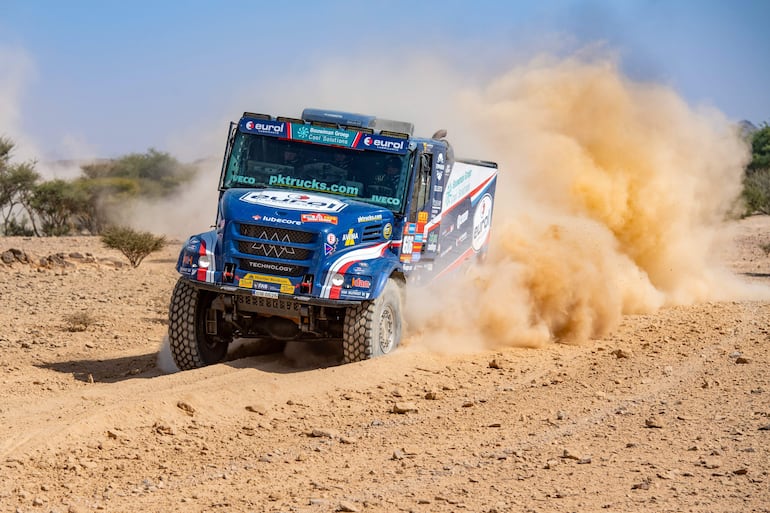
[{"xmin": 169, "ymin": 108, "xmax": 497, "ymax": 369}]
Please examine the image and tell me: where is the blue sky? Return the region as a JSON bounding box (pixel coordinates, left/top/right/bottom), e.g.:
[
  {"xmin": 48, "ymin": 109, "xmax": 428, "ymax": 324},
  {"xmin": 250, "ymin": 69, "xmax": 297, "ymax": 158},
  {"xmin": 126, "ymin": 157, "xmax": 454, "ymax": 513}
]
[{"xmin": 1, "ymin": 0, "xmax": 768, "ymax": 163}]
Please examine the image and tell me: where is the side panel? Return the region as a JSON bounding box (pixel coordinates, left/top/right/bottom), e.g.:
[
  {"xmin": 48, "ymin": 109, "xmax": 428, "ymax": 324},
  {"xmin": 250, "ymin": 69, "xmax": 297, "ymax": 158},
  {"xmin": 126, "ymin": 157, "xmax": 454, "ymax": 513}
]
[{"xmin": 424, "ymin": 161, "xmax": 497, "ymax": 280}]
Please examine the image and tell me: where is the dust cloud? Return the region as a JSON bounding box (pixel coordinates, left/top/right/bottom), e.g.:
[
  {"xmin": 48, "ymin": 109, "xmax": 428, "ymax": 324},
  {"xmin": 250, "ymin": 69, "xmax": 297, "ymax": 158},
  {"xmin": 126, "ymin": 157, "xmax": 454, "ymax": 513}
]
[
  {"xmin": 132, "ymin": 51, "xmax": 760, "ymax": 353},
  {"xmin": 408, "ymin": 54, "xmax": 761, "ymax": 352}
]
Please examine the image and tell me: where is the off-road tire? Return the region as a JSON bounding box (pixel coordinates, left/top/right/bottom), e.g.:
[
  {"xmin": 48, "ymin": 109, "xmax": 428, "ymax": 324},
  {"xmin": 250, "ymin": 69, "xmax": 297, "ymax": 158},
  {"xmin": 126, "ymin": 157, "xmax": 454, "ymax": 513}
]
[
  {"xmin": 342, "ymin": 278, "xmax": 403, "ymax": 363},
  {"xmin": 168, "ymin": 278, "xmax": 230, "ymax": 370}
]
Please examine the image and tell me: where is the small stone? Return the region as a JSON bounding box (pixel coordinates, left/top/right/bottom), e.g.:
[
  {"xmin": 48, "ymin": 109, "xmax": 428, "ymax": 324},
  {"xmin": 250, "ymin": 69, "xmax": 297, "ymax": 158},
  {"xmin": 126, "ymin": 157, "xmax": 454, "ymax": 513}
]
[
  {"xmin": 392, "ymin": 449, "xmax": 404, "ymax": 460},
  {"xmin": 310, "ymin": 428, "xmax": 339, "ymax": 439},
  {"xmin": 562, "ymin": 448, "xmax": 581, "ymax": 460},
  {"xmin": 33, "ymin": 497, "xmax": 44, "ymax": 506},
  {"xmin": 489, "ymin": 359, "xmax": 502, "ymax": 369},
  {"xmin": 645, "ymin": 418, "xmax": 663, "ymax": 429},
  {"xmin": 733, "ymin": 468, "xmax": 749, "ymax": 475},
  {"xmin": 152, "ymin": 422, "xmax": 175, "ymax": 436},
  {"xmin": 631, "ymin": 479, "xmax": 651, "ymax": 490},
  {"xmin": 758, "ymin": 424, "xmax": 770, "ymax": 431},
  {"xmin": 337, "ymin": 500, "xmax": 358, "ymax": 512},
  {"xmin": 611, "ymin": 348, "xmax": 631, "ymax": 359},
  {"xmin": 391, "ymin": 388, "xmax": 404, "ymax": 398},
  {"xmin": 424, "ymin": 390, "xmax": 439, "ymax": 400},
  {"xmin": 245, "ymin": 404, "xmax": 268, "ymax": 415},
  {"xmin": 392, "ymin": 402, "xmax": 418, "ymax": 414},
  {"xmin": 735, "ymin": 357, "xmax": 750, "ymax": 364},
  {"xmin": 556, "ymin": 410, "xmax": 567, "ymax": 420},
  {"xmin": 339, "ymin": 436, "xmax": 357, "ymax": 444},
  {"xmin": 309, "ymin": 498, "xmax": 328, "ymax": 506},
  {"xmin": 176, "ymin": 401, "xmax": 195, "ymax": 417},
  {"xmin": 578, "ymin": 457, "xmax": 592, "ymax": 464},
  {"xmin": 701, "ymin": 458, "xmax": 721, "ymax": 469},
  {"xmin": 544, "ymin": 459, "xmax": 559, "ymax": 469}
]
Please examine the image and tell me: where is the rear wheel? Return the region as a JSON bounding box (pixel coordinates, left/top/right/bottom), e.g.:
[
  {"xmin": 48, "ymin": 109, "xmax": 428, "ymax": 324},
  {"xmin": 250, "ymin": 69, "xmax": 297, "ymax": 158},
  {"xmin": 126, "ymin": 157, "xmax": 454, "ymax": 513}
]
[
  {"xmin": 168, "ymin": 278, "xmax": 231, "ymax": 370},
  {"xmin": 342, "ymin": 278, "xmax": 403, "ymax": 363}
]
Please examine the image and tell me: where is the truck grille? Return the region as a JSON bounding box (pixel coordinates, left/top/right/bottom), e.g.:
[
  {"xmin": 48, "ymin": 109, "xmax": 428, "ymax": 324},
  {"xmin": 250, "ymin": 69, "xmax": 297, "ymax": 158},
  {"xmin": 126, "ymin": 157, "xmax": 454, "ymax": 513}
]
[
  {"xmin": 238, "ymin": 259, "xmax": 307, "ymax": 276},
  {"xmin": 362, "ymin": 223, "xmax": 383, "ymax": 242},
  {"xmin": 237, "ymin": 240, "xmax": 311, "ymax": 260},
  {"xmin": 239, "ymin": 223, "xmax": 315, "ymax": 244}
]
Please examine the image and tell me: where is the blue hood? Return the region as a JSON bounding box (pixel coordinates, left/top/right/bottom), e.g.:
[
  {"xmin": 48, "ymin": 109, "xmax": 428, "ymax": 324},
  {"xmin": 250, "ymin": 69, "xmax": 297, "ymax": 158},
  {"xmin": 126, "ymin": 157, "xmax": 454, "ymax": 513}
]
[{"xmin": 220, "ymin": 188, "xmax": 393, "ymax": 228}]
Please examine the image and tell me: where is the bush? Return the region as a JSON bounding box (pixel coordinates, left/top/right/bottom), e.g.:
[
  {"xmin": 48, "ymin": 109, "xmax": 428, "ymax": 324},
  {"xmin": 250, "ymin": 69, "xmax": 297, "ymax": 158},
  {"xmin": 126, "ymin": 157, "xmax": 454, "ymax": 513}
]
[
  {"xmin": 63, "ymin": 311, "xmax": 97, "ymax": 332},
  {"xmin": 101, "ymin": 226, "xmax": 166, "ymax": 268},
  {"xmin": 742, "ymin": 168, "xmax": 770, "ymax": 216}
]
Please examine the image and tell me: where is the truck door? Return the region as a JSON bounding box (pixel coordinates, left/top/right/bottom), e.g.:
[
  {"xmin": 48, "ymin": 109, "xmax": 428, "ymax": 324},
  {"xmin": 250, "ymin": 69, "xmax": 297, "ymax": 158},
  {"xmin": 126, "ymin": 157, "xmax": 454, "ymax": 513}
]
[{"xmin": 400, "ymin": 144, "xmax": 446, "ymax": 264}]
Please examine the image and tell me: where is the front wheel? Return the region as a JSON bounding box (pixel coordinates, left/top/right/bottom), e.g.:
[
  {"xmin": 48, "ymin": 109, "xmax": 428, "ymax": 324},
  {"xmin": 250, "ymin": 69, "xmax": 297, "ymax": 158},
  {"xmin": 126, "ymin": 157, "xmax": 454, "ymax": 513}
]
[
  {"xmin": 168, "ymin": 278, "xmax": 231, "ymax": 370},
  {"xmin": 342, "ymin": 278, "xmax": 403, "ymax": 363}
]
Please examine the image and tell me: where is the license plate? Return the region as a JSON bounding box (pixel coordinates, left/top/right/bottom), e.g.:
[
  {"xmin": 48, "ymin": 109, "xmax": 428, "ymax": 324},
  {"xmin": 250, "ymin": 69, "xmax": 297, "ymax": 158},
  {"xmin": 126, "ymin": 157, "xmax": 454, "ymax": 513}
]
[{"xmin": 236, "ymin": 295, "xmax": 302, "ymax": 316}]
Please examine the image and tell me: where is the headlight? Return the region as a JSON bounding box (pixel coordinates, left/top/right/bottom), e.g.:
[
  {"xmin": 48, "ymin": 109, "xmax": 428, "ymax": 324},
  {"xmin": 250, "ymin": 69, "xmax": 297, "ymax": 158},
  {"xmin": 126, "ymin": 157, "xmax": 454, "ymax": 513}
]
[
  {"xmin": 198, "ymin": 254, "xmax": 211, "ymax": 268},
  {"xmin": 331, "ymin": 273, "xmax": 344, "ymax": 286}
]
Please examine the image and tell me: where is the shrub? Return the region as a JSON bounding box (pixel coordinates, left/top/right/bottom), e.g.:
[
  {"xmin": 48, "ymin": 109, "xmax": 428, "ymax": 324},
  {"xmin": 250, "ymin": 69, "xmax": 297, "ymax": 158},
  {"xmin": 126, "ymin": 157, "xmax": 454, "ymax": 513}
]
[
  {"xmin": 101, "ymin": 226, "xmax": 166, "ymax": 268},
  {"xmin": 742, "ymin": 168, "xmax": 770, "ymax": 216},
  {"xmin": 63, "ymin": 311, "xmax": 97, "ymax": 332}
]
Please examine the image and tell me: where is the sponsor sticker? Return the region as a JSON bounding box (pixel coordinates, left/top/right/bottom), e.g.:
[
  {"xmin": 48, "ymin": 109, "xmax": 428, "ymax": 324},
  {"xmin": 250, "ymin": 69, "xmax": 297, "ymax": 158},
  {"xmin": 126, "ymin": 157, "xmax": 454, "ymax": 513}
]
[
  {"xmin": 326, "ymin": 233, "xmax": 337, "ymax": 245},
  {"xmin": 253, "ymin": 215, "xmax": 301, "ymax": 226},
  {"xmin": 472, "ymin": 194, "xmax": 493, "ymax": 251},
  {"xmin": 350, "ymin": 277, "xmax": 372, "ymax": 289},
  {"xmin": 240, "ymin": 190, "xmax": 347, "ymax": 212},
  {"xmin": 370, "ymin": 195, "xmax": 401, "ymax": 206},
  {"xmin": 383, "ymin": 223, "xmax": 392, "ymax": 240},
  {"xmin": 302, "ymin": 212, "xmax": 339, "ymax": 224},
  {"xmin": 238, "ymin": 273, "xmax": 295, "ymax": 294},
  {"xmin": 342, "ymin": 228, "xmax": 359, "ymax": 247},
  {"xmin": 357, "ymin": 214, "xmax": 383, "ymax": 223},
  {"xmin": 456, "ymin": 210, "xmax": 469, "ymax": 229}
]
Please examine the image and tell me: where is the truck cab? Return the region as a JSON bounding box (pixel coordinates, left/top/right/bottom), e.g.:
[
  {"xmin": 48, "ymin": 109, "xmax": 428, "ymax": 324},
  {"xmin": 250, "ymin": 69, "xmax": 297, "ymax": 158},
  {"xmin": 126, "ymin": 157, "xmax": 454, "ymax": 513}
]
[{"xmin": 169, "ymin": 108, "xmax": 497, "ymax": 369}]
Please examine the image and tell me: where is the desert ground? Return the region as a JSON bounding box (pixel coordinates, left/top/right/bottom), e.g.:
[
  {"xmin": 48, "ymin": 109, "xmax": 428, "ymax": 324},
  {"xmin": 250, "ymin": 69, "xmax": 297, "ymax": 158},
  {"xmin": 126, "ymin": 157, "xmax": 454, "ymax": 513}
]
[{"xmin": 1, "ymin": 216, "xmax": 769, "ymax": 513}]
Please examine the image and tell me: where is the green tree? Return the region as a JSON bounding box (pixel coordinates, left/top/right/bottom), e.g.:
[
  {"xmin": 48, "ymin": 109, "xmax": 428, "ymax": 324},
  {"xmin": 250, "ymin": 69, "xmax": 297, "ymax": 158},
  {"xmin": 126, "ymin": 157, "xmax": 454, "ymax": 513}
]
[
  {"xmin": 28, "ymin": 180, "xmax": 80, "ymax": 236},
  {"xmin": 69, "ymin": 176, "xmax": 140, "ymax": 234},
  {"xmin": 81, "ymin": 148, "xmax": 195, "ymax": 197},
  {"xmin": 748, "ymin": 123, "xmax": 770, "ymax": 174},
  {"xmin": 0, "ymin": 137, "xmax": 40, "ymax": 235},
  {"xmin": 743, "ymin": 169, "xmax": 770, "ymax": 215}
]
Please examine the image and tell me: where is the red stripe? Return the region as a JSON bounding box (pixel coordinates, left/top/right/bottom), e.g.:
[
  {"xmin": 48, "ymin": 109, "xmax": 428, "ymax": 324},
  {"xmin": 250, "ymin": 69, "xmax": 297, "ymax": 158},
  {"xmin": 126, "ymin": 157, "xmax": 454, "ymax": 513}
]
[
  {"xmin": 196, "ymin": 240, "xmax": 207, "ymax": 281},
  {"xmin": 352, "ymin": 132, "xmax": 362, "ymax": 147},
  {"xmin": 469, "ymin": 174, "xmax": 495, "ymax": 200},
  {"xmin": 442, "ymin": 175, "xmax": 496, "ymax": 217}
]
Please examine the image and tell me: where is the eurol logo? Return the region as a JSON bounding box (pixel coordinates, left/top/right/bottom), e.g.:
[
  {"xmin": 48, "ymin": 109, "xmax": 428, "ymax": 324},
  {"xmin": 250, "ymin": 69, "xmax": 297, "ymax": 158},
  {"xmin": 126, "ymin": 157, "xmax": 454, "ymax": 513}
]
[
  {"xmin": 244, "ymin": 120, "xmax": 284, "ymax": 134},
  {"xmin": 362, "ymin": 135, "xmax": 404, "ymax": 151},
  {"xmin": 240, "ymin": 190, "xmax": 348, "ymax": 212}
]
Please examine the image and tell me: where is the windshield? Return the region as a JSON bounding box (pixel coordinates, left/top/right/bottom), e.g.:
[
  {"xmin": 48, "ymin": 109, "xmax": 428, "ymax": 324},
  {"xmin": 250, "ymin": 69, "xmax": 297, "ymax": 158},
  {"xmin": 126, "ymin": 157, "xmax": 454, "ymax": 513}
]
[{"xmin": 223, "ymin": 131, "xmax": 409, "ymax": 212}]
